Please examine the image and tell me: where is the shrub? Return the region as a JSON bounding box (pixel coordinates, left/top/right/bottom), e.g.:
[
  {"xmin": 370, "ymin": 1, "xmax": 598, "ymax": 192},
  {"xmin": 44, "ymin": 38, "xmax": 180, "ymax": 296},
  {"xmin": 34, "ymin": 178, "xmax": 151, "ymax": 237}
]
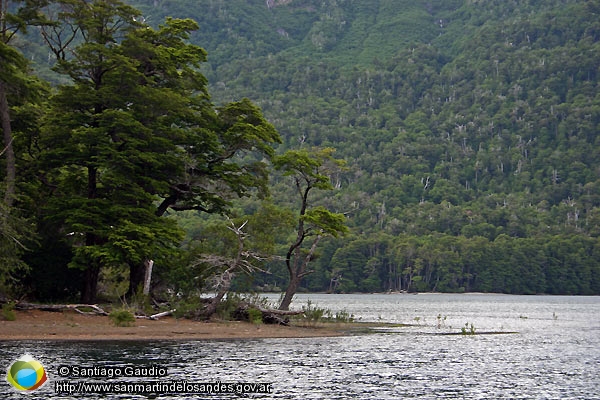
[
  {"xmin": 302, "ymin": 299, "xmax": 325, "ymax": 323},
  {"xmin": 1, "ymin": 303, "xmax": 16, "ymax": 321},
  {"xmin": 247, "ymin": 307, "xmax": 263, "ymax": 324},
  {"xmin": 109, "ymin": 309, "xmax": 136, "ymax": 327}
]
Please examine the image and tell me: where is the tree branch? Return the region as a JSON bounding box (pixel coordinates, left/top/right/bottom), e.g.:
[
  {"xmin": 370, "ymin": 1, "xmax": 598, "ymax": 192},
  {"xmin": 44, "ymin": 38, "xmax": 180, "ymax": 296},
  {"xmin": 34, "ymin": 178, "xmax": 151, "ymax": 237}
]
[{"xmin": 0, "ymin": 135, "xmax": 12, "ymax": 157}]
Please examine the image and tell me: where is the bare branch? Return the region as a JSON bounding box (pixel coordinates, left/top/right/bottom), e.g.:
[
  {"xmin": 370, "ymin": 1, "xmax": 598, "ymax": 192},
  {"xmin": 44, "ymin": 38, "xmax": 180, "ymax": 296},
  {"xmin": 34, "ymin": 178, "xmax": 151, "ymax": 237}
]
[{"xmin": 0, "ymin": 136, "xmax": 12, "ymax": 157}]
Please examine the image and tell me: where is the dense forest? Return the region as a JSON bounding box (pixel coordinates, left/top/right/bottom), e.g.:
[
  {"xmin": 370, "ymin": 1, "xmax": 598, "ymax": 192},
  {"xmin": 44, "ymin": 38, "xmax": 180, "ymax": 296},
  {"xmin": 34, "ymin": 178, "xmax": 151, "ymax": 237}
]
[{"xmin": 1, "ymin": 0, "xmax": 599, "ymax": 309}]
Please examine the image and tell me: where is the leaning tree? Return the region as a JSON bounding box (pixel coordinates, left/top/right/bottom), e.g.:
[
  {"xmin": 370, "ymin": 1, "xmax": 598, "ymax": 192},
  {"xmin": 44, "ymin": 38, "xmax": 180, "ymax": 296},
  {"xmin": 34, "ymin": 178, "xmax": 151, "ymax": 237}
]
[{"xmin": 274, "ymin": 147, "xmax": 348, "ymax": 310}]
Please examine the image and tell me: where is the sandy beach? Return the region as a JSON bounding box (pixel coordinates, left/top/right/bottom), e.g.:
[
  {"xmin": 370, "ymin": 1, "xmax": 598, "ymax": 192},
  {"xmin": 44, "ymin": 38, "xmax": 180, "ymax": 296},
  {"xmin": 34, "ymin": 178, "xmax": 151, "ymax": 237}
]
[{"xmin": 0, "ymin": 310, "xmax": 347, "ymax": 341}]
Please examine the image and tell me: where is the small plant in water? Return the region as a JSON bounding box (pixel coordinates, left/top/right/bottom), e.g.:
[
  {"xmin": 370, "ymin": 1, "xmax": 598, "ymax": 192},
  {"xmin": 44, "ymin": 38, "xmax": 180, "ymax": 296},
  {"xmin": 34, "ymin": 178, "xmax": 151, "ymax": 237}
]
[
  {"xmin": 302, "ymin": 299, "xmax": 325, "ymax": 323},
  {"xmin": 461, "ymin": 322, "xmax": 476, "ymax": 335},
  {"xmin": 333, "ymin": 309, "xmax": 354, "ymax": 323},
  {"xmin": 436, "ymin": 314, "xmax": 447, "ymax": 329},
  {"xmin": 301, "ymin": 300, "xmax": 354, "ymax": 323}
]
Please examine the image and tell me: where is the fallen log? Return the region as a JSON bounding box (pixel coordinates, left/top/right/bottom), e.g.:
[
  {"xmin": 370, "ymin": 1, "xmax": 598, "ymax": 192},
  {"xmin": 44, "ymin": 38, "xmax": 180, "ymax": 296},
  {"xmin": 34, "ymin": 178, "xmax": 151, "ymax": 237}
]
[
  {"xmin": 255, "ymin": 306, "xmax": 304, "ymax": 316},
  {"xmin": 14, "ymin": 302, "xmax": 108, "ymax": 316},
  {"xmin": 135, "ymin": 309, "xmax": 177, "ymax": 320},
  {"xmin": 234, "ymin": 302, "xmax": 304, "ymax": 325},
  {"xmin": 149, "ymin": 309, "xmax": 176, "ymax": 320}
]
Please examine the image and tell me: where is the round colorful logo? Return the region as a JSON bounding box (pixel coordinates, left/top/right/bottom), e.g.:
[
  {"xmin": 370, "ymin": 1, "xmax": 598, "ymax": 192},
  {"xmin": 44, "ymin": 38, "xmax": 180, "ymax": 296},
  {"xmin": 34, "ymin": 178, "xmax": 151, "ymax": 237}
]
[{"xmin": 6, "ymin": 354, "xmax": 48, "ymax": 391}]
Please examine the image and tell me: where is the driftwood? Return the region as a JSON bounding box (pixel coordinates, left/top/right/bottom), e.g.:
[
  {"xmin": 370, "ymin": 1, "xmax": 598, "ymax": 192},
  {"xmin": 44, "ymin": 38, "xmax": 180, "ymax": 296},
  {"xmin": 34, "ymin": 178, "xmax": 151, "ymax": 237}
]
[
  {"xmin": 259, "ymin": 305, "xmax": 304, "ymax": 326},
  {"xmin": 148, "ymin": 309, "xmax": 176, "ymax": 319},
  {"xmin": 13, "ymin": 302, "xmax": 108, "ymax": 316},
  {"xmin": 234, "ymin": 302, "xmax": 304, "ymax": 326},
  {"xmin": 255, "ymin": 305, "xmax": 304, "ymax": 316},
  {"xmin": 135, "ymin": 309, "xmax": 176, "ymax": 320},
  {"xmin": 12, "ymin": 301, "xmax": 175, "ymax": 320}
]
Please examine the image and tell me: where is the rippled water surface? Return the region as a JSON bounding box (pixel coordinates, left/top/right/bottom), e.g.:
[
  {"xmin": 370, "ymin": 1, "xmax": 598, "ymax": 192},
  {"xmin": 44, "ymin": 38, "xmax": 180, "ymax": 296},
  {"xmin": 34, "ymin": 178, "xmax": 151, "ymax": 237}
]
[{"xmin": 2, "ymin": 294, "xmax": 599, "ymax": 399}]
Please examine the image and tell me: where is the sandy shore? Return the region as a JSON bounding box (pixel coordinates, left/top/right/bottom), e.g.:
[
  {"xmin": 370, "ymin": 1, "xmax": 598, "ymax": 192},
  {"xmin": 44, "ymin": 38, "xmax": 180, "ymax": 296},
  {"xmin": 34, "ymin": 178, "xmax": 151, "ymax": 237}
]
[{"xmin": 0, "ymin": 310, "xmax": 347, "ymax": 341}]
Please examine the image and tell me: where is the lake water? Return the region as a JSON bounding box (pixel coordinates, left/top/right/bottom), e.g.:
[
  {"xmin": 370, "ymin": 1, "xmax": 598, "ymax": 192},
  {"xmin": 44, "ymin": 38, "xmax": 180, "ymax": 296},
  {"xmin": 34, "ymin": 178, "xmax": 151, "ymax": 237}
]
[{"xmin": 2, "ymin": 294, "xmax": 599, "ymax": 399}]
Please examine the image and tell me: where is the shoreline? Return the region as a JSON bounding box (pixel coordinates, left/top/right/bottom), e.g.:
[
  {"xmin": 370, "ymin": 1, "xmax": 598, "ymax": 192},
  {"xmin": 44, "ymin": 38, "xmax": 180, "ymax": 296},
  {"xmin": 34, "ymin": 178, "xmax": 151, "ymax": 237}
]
[{"xmin": 0, "ymin": 310, "xmax": 348, "ymax": 341}]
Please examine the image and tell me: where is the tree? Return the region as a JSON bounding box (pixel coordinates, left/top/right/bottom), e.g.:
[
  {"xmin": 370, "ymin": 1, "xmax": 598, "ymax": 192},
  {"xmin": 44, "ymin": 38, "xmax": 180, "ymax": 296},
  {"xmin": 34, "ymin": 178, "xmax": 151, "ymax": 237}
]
[
  {"xmin": 274, "ymin": 147, "xmax": 348, "ymax": 310},
  {"xmin": 153, "ymin": 97, "xmax": 281, "ymax": 217},
  {"xmin": 0, "ymin": 51, "xmax": 18, "ymax": 206},
  {"xmin": 115, "ymin": 17, "xmax": 281, "ymax": 294},
  {"xmin": 121, "ymin": 24, "xmax": 280, "ymax": 295},
  {"xmin": 39, "ymin": 0, "xmax": 169, "ymax": 303},
  {"xmin": 39, "ymin": 0, "xmax": 280, "ymax": 303},
  {"xmin": 191, "ymin": 218, "xmax": 272, "ymax": 319},
  {"xmin": 1, "ymin": 0, "xmax": 49, "ymax": 206},
  {"xmin": 0, "ymin": 196, "xmax": 34, "ymax": 296},
  {"xmin": 0, "ymin": 1, "xmax": 49, "ymax": 296}
]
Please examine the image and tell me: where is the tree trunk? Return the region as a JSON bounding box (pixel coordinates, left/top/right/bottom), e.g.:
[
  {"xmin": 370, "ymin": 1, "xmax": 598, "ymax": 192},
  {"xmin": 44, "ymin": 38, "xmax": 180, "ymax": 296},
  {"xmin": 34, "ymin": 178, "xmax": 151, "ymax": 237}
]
[
  {"xmin": 81, "ymin": 263, "xmax": 99, "ymax": 303},
  {"xmin": 0, "ymin": 82, "xmax": 15, "ymax": 207},
  {"xmin": 200, "ymin": 268, "xmax": 236, "ymax": 320},
  {"xmin": 143, "ymin": 259, "xmax": 153, "ymax": 295},
  {"xmin": 202, "ymin": 286, "xmax": 228, "ymax": 319},
  {"xmin": 79, "ymin": 166, "xmax": 101, "ymax": 303},
  {"xmin": 13, "ymin": 302, "xmax": 108, "ymax": 315},
  {"xmin": 278, "ymin": 274, "xmax": 300, "ymax": 311},
  {"xmin": 127, "ymin": 261, "xmax": 146, "ymax": 297}
]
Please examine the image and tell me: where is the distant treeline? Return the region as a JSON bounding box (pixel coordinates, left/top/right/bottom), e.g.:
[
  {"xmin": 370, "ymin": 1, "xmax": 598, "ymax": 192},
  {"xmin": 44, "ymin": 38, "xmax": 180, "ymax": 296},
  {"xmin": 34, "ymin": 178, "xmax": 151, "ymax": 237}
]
[{"xmin": 285, "ymin": 233, "xmax": 599, "ymax": 295}]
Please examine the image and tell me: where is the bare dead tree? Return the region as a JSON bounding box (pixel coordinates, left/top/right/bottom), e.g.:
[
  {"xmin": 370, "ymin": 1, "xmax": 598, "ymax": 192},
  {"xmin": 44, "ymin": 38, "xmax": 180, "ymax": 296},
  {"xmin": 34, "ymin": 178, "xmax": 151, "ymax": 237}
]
[{"xmin": 194, "ymin": 219, "xmax": 271, "ymax": 319}]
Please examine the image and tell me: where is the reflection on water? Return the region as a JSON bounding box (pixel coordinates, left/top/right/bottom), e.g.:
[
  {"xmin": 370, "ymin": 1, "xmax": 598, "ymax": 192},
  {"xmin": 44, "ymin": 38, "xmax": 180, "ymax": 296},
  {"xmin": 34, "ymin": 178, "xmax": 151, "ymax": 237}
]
[{"xmin": 1, "ymin": 294, "xmax": 599, "ymax": 399}]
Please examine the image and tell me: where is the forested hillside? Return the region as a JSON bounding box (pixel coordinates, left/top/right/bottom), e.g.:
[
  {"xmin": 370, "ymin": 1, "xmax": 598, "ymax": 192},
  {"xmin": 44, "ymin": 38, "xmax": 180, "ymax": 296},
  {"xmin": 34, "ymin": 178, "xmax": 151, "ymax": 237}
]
[
  {"xmin": 128, "ymin": 0, "xmax": 600, "ymax": 295},
  {"xmin": 2, "ymin": 0, "xmax": 599, "ymax": 305}
]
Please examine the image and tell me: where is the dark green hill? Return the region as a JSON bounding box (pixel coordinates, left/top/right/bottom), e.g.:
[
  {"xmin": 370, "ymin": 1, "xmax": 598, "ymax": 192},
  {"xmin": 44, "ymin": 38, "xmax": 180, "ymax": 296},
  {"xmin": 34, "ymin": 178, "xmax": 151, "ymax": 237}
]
[
  {"xmin": 124, "ymin": 1, "xmax": 600, "ymax": 293},
  {"xmin": 130, "ymin": 0, "xmax": 459, "ymax": 66}
]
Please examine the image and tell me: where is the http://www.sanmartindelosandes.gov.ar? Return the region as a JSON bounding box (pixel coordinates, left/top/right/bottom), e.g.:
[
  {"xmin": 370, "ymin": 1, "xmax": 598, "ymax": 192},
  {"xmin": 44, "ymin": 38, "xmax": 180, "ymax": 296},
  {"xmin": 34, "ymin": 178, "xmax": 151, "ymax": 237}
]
[{"xmin": 6, "ymin": 354, "xmax": 48, "ymax": 392}]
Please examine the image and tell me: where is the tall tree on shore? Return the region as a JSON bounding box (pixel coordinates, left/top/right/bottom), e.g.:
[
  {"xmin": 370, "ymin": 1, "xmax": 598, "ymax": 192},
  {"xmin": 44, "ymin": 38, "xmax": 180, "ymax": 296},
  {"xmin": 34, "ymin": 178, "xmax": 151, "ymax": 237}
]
[
  {"xmin": 40, "ymin": 0, "xmax": 280, "ymax": 303},
  {"xmin": 274, "ymin": 147, "xmax": 348, "ymax": 310},
  {"xmin": 1, "ymin": 0, "xmax": 49, "ymax": 206},
  {"xmin": 0, "ymin": 0, "xmax": 49, "ymax": 295}
]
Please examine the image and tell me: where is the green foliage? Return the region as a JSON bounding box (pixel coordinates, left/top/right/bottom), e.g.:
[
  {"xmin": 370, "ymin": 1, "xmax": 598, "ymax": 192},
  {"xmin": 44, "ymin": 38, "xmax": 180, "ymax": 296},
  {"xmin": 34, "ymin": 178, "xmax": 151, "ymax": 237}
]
[
  {"xmin": 275, "ymin": 146, "xmax": 349, "ymax": 309},
  {"xmin": 16, "ymin": 0, "xmax": 281, "ymax": 303},
  {"xmin": 247, "ymin": 307, "xmax": 263, "ymax": 324},
  {"xmin": 300, "ymin": 300, "xmax": 354, "ymax": 324},
  {"xmin": 1, "ymin": 302, "xmax": 16, "ymax": 321},
  {"xmin": 461, "ymin": 322, "xmax": 476, "ymax": 335},
  {"xmin": 301, "ymin": 299, "xmax": 325, "ymax": 323},
  {"xmin": 215, "ymin": 293, "xmax": 243, "ymax": 320},
  {"xmin": 274, "ymin": 148, "xmax": 340, "ymax": 190},
  {"xmin": 170, "ymin": 296, "xmax": 202, "ymax": 320},
  {"xmin": 213, "ymin": 293, "xmax": 271, "ymax": 321},
  {"xmin": 109, "ymin": 308, "xmax": 136, "ymax": 327},
  {"xmin": 126, "ymin": 287, "xmax": 154, "ymax": 316},
  {"xmin": 327, "ymin": 309, "xmax": 355, "ymax": 323},
  {"xmin": 0, "ymin": 201, "xmax": 33, "ymax": 295},
  {"xmin": 302, "ymin": 207, "xmax": 348, "ymax": 237}
]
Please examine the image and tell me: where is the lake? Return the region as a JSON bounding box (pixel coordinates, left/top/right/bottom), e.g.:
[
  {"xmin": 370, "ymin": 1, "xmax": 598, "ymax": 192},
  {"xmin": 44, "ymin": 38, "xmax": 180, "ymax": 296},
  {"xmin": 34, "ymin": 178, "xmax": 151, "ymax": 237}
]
[{"xmin": 2, "ymin": 294, "xmax": 599, "ymax": 399}]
